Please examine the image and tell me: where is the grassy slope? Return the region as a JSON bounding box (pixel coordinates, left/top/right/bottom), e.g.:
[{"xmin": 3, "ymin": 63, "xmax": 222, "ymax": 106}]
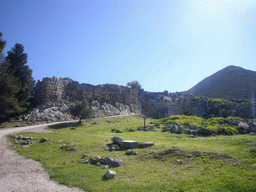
[{"xmin": 10, "ymin": 116, "xmax": 256, "ymax": 191}]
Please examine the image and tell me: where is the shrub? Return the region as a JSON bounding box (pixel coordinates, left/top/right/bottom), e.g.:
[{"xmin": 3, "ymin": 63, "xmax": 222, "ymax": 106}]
[{"xmin": 238, "ymin": 121, "xmax": 249, "ymax": 133}]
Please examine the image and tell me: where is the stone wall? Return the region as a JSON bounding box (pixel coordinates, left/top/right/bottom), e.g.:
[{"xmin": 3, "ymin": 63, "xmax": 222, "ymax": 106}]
[
  {"xmin": 33, "ymin": 77, "xmax": 256, "ymax": 119},
  {"xmin": 34, "ymin": 77, "xmax": 140, "ymax": 106}
]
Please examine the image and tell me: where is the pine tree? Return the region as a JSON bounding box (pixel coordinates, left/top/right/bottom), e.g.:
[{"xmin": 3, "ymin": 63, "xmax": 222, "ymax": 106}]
[
  {"xmin": 0, "ymin": 62, "xmax": 23, "ymax": 120},
  {"xmin": 6, "ymin": 43, "xmax": 35, "ymax": 110},
  {"xmin": 0, "ymin": 32, "xmax": 6, "ymax": 54},
  {"xmin": 0, "ymin": 33, "xmax": 24, "ymax": 121}
]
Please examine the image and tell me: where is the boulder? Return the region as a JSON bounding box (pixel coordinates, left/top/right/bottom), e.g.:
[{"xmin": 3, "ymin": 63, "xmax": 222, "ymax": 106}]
[
  {"xmin": 111, "ymin": 159, "xmax": 122, "ymax": 167},
  {"xmin": 111, "ymin": 136, "xmax": 123, "ymax": 145},
  {"xmin": 121, "ymin": 141, "xmax": 139, "ymax": 149},
  {"xmin": 106, "ymin": 170, "xmax": 116, "ymax": 179},
  {"xmin": 138, "ymin": 142, "xmax": 154, "ymax": 148}
]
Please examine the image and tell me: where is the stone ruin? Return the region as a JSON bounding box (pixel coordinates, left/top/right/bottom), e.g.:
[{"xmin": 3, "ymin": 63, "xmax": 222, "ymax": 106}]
[{"xmin": 21, "ymin": 76, "xmax": 256, "ymax": 124}]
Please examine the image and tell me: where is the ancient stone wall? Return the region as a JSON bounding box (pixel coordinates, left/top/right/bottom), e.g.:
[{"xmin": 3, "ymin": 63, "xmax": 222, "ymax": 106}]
[
  {"xmin": 34, "ymin": 77, "xmax": 140, "ymax": 106},
  {"xmin": 33, "ymin": 77, "xmax": 256, "ymax": 119}
]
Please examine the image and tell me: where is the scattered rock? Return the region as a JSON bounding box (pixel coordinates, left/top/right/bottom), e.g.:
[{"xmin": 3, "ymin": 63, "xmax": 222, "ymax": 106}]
[
  {"xmin": 21, "ymin": 140, "xmax": 33, "ymax": 145},
  {"xmin": 125, "ymin": 149, "xmax": 137, "ymax": 155},
  {"xmin": 59, "ymin": 144, "xmax": 77, "ymax": 151},
  {"xmin": 111, "ymin": 136, "xmax": 123, "ymax": 145},
  {"xmin": 87, "ymin": 156, "xmax": 122, "ymax": 167},
  {"xmin": 177, "ymin": 159, "xmax": 182, "ymax": 164},
  {"xmin": 81, "ymin": 154, "xmax": 91, "ymax": 158},
  {"xmin": 111, "ymin": 159, "xmax": 122, "ymax": 167},
  {"xmin": 110, "ymin": 144, "xmax": 119, "ymax": 151},
  {"xmin": 129, "ymin": 128, "xmax": 135, "ymax": 132},
  {"xmin": 70, "ymin": 128, "xmax": 77, "ymax": 130},
  {"xmin": 39, "ymin": 138, "xmax": 48, "ymax": 143},
  {"xmin": 84, "ymin": 159, "xmax": 90, "ymax": 164},
  {"xmin": 104, "ymin": 165, "xmax": 109, "ymax": 169},
  {"xmin": 105, "ymin": 170, "xmax": 116, "ymax": 179},
  {"xmin": 115, "ymin": 129, "xmax": 123, "ymax": 133}
]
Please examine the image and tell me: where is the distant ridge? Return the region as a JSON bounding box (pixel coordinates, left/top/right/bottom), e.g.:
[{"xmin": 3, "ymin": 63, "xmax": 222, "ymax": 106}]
[{"xmin": 187, "ymin": 65, "xmax": 256, "ymax": 100}]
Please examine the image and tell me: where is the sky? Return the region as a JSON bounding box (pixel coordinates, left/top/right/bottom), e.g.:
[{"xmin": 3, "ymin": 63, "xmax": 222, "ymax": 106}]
[{"xmin": 0, "ymin": 0, "xmax": 256, "ymax": 93}]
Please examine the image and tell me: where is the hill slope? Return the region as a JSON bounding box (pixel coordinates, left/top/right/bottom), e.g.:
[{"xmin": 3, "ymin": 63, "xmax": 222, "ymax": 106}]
[{"xmin": 187, "ymin": 65, "xmax": 256, "ymax": 100}]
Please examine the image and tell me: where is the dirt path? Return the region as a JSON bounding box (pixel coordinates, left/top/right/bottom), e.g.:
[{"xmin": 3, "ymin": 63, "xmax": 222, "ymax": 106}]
[
  {"xmin": 0, "ymin": 115, "xmax": 135, "ymax": 191},
  {"xmin": 0, "ymin": 121, "xmax": 84, "ymax": 192}
]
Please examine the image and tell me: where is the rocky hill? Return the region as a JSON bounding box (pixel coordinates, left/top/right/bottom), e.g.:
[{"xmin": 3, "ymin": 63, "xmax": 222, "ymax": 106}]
[{"xmin": 187, "ymin": 66, "xmax": 256, "ymax": 100}]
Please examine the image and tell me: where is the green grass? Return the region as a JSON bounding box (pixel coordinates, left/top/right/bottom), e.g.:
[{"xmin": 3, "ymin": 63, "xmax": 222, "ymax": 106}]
[
  {"xmin": 10, "ymin": 116, "xmax": 256, "ymax": 191},
  {"xmin": 209, "ymin": 98, "xmax": 232, "ymax": 104},
  {"xmin": 152, "ymin": 115, "xmax": 244, "ymax": 134}
]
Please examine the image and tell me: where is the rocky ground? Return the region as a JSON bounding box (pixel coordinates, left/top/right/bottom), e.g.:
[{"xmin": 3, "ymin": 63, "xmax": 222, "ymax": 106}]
[{"xmin": 22, "ymin": 101, "xmax": 140, "ymax": 125}]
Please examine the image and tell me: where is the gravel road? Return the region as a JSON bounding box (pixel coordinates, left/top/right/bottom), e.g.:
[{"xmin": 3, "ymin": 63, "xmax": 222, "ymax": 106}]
[{"xmin": 0, "ymin": 121, "xmax": 84, "ymax": 192}]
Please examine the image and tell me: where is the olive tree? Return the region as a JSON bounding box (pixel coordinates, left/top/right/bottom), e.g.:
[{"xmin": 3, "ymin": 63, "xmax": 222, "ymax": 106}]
[{"xmin": 69, "ymin": 99, "xmax": 93, "ymax": 124}]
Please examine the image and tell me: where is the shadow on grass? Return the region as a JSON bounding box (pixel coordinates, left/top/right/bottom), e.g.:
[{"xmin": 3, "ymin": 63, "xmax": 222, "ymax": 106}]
[
  {"xmin": 48, "ymin": 122, "xmax": 81, "ymax": 129},
  {"xmin": 102, "ymin": 174, "xmax": 108, "ymax": 181}
]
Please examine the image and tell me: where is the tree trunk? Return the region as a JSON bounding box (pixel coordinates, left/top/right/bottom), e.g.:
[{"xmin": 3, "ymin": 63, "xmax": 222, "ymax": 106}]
[
  {"xmin": 79, "ymin": 118, "xmax": 82, "ymax": 124},
  {"xmin": 144, "ymin": 116, "xmax": 146, "ymax": 128}
]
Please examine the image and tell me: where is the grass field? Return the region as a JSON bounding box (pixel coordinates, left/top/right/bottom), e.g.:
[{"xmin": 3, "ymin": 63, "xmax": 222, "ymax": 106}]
[{"xmin": 10, "ymin": 116, "xmax": 256, "ymax": 191}]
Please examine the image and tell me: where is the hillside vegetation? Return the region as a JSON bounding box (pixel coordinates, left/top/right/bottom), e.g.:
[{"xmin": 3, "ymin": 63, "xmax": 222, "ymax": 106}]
[{"xmin": 10, "ymin": 116, "xmax": 256, "ymax": 191}]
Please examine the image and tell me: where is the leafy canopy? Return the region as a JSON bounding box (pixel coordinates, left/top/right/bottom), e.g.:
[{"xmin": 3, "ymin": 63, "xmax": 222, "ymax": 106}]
[
  {"xmin": 126, "ymin": 80, "xmax": 142, "ymax": 90},
  {"xmin": 69, "ymin": 99, "xmax": 94, "ymax": 124}
]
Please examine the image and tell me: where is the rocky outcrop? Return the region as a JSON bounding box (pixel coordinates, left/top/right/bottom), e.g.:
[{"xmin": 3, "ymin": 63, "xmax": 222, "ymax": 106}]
[
  {"xmin": 168, "ymin": 94, "xmax": 256, "ymax": 119},
  {"xmin": 24, "ymin": 102, "xmax": 73, "ymax": 123},
  {"xmin": 23, "ymin": 100, "xmax": 140, "ymax": 123}
]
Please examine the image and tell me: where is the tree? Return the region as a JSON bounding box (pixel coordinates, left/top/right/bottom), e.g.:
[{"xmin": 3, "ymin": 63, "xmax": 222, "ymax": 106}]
[
  {"xmin": 0, "ymin": 33, "xmax": 24, "ymax": 121},
  {"xmin": 6, "ymin": 43, "xmax": 35, "ymax": 110},
  {"xmin": 0, "ymin": 32, "xmax": 6, "ymax": 54},
  {"xmin": 69, "ymin": 99, "xmax": 94, "ymax": 124},
  {"xmin": 0, "ymin": 62, "xmax": 24, "ymax": 120},
  {"xmin": 126, "ymin": 80, "xmax": 142, "ymax": 90}
]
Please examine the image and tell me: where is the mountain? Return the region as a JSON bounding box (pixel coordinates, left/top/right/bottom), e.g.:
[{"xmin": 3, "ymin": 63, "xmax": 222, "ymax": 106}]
[{"xmin": 187, "ymin": 65, "xmax": 256, "ymax": 100}]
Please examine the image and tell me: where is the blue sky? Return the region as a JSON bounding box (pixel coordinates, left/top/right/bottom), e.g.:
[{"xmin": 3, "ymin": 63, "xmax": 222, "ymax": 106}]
[{"xmin": 0, "ymin": 0, "xmax": 255, "ymax": 92}]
